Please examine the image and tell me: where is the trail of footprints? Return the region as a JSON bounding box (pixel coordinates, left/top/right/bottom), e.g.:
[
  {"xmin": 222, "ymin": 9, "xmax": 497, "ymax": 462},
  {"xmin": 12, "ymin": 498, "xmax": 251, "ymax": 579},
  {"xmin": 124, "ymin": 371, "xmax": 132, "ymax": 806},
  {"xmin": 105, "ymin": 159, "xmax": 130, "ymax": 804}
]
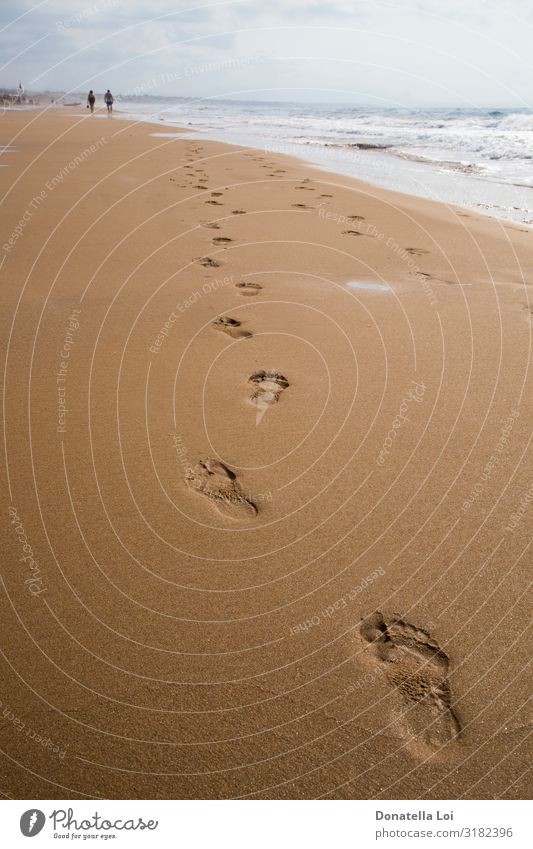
[
  {"xmin": 184, "ymin": 171, "xmax": 451, "ymax": 530},
  {"xmin": 360, "ymin": 612, "xmax": 460, "ymax": 747},
  {"xmin": 186, "ymin": 216, "xmax": 284, "ymax": 519},
  {"xmin": 177, "ymin": 155, "xmax": 474, "ymax": 751},
  {"xmin": 178, "ymin": 157, "xmax": 466, "ymax": 743},
  {"xmin": 185, "ymin": 371, "xmax": 290, "ymax": 518},
  {"xmin": 187, "ymin": 200, "xmax": 436, "ymax": 528}
]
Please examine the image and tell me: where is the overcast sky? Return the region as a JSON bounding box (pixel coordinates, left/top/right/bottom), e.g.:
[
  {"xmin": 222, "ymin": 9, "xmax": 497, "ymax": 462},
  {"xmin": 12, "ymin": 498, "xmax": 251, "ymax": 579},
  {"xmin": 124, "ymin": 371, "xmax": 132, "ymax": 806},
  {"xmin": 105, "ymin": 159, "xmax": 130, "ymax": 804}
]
[{"xmin": 2, "ymin": 0, "xmax": 533, "ymax": 106}]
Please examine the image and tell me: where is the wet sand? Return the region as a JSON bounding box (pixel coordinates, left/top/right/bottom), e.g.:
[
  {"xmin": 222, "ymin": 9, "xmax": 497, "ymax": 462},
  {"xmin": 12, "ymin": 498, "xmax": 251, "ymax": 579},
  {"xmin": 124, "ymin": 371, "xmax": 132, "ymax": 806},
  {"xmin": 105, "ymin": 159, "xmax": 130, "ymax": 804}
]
[{"xmin": 0, "ymin": 107, "xmax": 531, "ymax": 799}]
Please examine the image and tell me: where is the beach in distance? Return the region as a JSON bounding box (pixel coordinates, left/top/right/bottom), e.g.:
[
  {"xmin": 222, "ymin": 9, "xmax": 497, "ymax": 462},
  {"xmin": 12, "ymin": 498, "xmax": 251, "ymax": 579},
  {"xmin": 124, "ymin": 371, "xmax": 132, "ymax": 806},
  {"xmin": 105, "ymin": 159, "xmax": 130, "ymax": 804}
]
[{"xmin": 1, "ymin": 105, "xmax": 531, "ymax": 800}]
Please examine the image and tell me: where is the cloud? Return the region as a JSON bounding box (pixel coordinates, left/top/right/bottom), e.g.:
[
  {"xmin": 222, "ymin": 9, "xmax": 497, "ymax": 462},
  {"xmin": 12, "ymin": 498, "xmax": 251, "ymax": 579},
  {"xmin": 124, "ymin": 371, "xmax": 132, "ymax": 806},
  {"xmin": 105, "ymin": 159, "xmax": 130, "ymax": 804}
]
[{"xmin": 0, "ymin": 0, "xmax": 532, "ymax": 105}]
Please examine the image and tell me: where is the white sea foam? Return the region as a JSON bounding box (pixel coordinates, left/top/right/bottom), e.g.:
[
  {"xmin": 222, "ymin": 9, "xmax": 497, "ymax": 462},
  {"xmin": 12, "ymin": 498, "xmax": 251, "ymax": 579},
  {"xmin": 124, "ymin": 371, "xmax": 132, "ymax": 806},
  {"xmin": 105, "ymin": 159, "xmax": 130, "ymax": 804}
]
[{"xmin": 112, "ymin": 97, "xmax": 533, "ymax": 223}]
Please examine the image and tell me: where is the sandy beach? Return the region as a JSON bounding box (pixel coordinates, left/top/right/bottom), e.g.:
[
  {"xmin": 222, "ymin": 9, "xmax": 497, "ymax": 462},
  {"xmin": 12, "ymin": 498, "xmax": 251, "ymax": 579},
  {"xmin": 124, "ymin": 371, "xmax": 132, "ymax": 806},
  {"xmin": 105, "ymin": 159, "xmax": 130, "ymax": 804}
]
[{"xmin": 1, "ymin": 107, "xmax": 531, "ymax": 800}]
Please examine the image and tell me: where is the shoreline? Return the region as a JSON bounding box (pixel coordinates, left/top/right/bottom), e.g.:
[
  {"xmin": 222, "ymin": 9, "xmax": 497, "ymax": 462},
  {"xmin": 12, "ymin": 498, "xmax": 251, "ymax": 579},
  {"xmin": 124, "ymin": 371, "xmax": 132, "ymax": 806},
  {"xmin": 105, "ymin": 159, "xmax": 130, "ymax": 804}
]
[
  {"xmin": 109, "ymin": 102, "xmax": 533, "ymax": 227},
  {"xmin": 1, "ymin": 108, "xmax": 531, "ymax": 800},
  {"xmin": 108, "ymin": 105, "xmax": 533, "ymax": 230},
  {"xmin": 9, "ymin": 102, "xmax": 533, "ymax": 228}
]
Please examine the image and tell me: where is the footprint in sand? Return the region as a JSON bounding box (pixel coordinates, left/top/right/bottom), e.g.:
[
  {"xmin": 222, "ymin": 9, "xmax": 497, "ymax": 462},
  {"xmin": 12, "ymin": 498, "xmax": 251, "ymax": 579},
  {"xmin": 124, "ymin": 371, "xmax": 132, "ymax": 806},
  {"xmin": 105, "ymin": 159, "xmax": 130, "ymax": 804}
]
[
  {"xmin": 196, "ymin": 256, "xmax": 222, "ymax": 268},
  {"xmin": 206, "ymin": 199, "xmax": 223, "ymax": 206},
  {"xmin": 342, "ymin": 229, "xmax": 363, "ymax": 236},
  {"xmin": 292, "ymin": 203, "xmax": 311, "ymax": 209},
  {"xmin": 213, "ymin": 316, "xmax": 252, "ymax": 338},
  {"xmin": 416, "ymin": 271, "xmax": 465, "ymax": 287},
  {"xmin": 295, "ymin": 186, "xmax": 315, "ymax": 191},
  {"xmin": 405, "ymin": 247, "xmax": 430, "ymax": 256},
  {"xmin": 202, "ymin": 221, "xmax": 220, "ymax": 229},
  {"xmin": 232, "ymin": 209, "xmax": 246, "ymax": 215},
  {"xmin": 236, "ymin": 281, "xmax": 262, "ymax": 296},
  {"xmin": 360, "ymin": 612, "xmax": 460, "ymax": 747},
  {"xmin": 211, "ymin": 191, "xmax": 224, "ymax": 197},
  {"xmin": 186, "ymin": 459, "xmax": 257, "ymax": 519},
  {"xmin": 212, "ymin": 236, "xmax": 233, "ymax": 245},
  {"xmin": 249, "ymin": 371, "xmax": 289, "ymax": 407},
  {"xmin": 320, "ymin": 193, "xmax": 333, "ymax": 198}
]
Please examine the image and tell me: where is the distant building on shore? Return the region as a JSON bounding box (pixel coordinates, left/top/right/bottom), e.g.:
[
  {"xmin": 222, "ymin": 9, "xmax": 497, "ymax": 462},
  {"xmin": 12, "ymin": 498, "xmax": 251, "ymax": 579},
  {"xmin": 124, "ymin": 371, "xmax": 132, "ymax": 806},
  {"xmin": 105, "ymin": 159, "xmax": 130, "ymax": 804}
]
[{"xmin": 0, "ymin": 84, "xmax": 39, "ymax": 106}]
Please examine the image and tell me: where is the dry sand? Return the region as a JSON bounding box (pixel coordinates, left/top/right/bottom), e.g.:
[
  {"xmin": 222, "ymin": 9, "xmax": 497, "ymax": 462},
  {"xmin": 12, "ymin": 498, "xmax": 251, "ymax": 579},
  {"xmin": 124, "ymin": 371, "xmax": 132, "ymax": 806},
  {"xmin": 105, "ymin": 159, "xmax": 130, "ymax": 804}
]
[{"xmin": 0, "ymin": 107, "xmax": 531, "ymax": 799}]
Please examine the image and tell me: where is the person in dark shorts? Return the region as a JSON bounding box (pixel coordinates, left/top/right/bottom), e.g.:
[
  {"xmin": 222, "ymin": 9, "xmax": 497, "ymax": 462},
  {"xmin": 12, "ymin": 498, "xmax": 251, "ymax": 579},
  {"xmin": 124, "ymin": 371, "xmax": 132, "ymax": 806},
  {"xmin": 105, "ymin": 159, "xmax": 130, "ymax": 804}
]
[
  {"xmin": 104, "ymin": 90, "xmax": 114, "ymax": 113},
  {"xmin": 87, "ymin": 90, "xmax": 95, "ymax": 113}
]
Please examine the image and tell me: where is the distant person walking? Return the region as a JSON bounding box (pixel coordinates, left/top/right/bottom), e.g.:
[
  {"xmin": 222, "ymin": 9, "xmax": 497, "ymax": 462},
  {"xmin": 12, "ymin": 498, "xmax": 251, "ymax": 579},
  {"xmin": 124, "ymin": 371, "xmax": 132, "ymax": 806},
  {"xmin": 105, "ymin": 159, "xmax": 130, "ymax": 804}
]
[
  {"xmin": 87, "ymin": 90, "xmax": 95, "ymax": 113},
  {"xmin": 104, "ymin": 89, "xmax": 114, "ymax": 113}
]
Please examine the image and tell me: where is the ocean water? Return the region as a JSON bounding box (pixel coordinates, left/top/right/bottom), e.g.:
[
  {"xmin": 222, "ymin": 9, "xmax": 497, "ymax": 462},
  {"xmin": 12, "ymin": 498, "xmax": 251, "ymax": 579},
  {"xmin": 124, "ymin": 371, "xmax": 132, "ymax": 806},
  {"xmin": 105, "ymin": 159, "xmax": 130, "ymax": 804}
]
[{"xmin": 111, "ymin": 97, "xmax": 533, "ymax": 223}]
